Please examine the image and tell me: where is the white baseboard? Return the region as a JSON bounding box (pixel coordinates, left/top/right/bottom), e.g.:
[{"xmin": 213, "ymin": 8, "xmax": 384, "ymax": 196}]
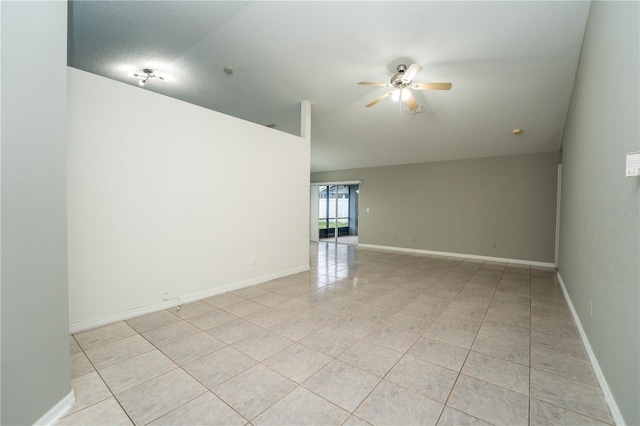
[
  {"xmin": 357, "ymin": 243, "xmax": 555, "ymax": 268},
  {"xmin": 556, "ymin": 273, "xmax": 626, "ymax": 426},
  {"xmin": 69, "ymin": 265, "xmax": 310, "ymax": 334},
  {"xmin": 34, "ymin": 391, "xmax": 75, "ymax": 426}
]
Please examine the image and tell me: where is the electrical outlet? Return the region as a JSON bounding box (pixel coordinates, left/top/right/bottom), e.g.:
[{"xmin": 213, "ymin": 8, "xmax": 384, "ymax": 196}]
[
  {"xmin": 251, "ymin": 256, "xmax": 257, "ymax": 265},
  {"xmin": 491, "ymin": 240, "xmax": 497, "ymax": 248},
  {"xmin": 589, "ymin": 301, "xmax": 593, "ymax": 318}
]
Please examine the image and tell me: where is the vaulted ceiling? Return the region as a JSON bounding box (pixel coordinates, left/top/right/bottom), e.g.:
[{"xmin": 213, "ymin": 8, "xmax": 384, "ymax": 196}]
[{"xmin": 68, "ymin": 1, "xmax": 591, "ymax": 172}]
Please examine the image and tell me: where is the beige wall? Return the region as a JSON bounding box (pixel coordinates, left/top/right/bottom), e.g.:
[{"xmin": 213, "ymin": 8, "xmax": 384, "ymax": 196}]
[
  {"xmin": 312, "ymin": 152, "xmax": 560, "ymax": 263},
  {"xmin": 558, "ymin": 1, "xmax": 639, "ymax": 424},
  {"xmin": 1, "ymin": 2, "xmax": 72, "ymax": 424}
]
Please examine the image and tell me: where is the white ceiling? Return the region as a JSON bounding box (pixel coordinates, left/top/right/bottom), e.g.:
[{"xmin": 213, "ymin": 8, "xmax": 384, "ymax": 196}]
[{"xmin": 68, "ymin": 1, "xmax": 591, "ymax": 172}]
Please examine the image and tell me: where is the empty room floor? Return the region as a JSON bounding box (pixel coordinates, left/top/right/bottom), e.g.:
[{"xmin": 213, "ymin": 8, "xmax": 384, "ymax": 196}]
[{"xmin": 63, "ymin": 242, "xmax": 614, "ymax": 425}]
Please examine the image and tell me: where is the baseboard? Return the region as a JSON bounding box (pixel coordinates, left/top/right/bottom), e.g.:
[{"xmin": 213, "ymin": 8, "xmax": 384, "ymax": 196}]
[
  {"xmin": 33, "ymin": 391, "xmax": 75, "ymax": 426},
  {"xmin": 556, "ymin": 273, "xmax": 626, "ymax": 426},
  {"xmin": 69, "ymin": 265, "xmax": 310, "ymax": 334},
  {"xmin": 357, "ymin": 243, "xmax": 555, "ymax": 268}
]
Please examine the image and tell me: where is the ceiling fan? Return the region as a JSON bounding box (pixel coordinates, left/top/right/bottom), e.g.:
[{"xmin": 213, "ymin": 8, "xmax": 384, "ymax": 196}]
[{"xmin": 358, "ymin": 64, "xmax": 452, "ymax": 111}]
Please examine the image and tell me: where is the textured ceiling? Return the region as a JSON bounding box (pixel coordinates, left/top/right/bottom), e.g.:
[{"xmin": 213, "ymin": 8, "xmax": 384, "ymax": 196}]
[{"xmin": 68, "ymin": 1, "xmax": 591, "ymax": 172}]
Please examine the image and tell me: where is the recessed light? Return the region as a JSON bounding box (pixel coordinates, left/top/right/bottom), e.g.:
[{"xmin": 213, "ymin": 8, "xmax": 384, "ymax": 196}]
[{"xmin": 512, "ymin": 129, "xmax": 523, "ymax": 135}]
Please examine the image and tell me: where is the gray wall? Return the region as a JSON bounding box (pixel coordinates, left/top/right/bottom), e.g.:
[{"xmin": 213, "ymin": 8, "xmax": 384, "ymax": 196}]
[
  {"xmin": 558, "ymin": 2, "xmax": 639, "ymax": 424},
  {"xmin": 312, "ymin": 152, "xmax": 560, "ymax": 262},
  {"xmin": 1, "ymin": 1, "xmax": 72, "ymax": 424}
]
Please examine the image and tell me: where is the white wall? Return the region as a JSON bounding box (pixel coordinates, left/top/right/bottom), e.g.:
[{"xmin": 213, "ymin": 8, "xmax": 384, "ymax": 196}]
[{"xmin": 67, "ymin": 68, "xmax": 310, "ymax": 331}]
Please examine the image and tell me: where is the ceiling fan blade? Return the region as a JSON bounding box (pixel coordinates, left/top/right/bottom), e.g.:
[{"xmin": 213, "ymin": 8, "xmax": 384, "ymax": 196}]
[
  {"xmin": 403, "ymin": 64, "xmax": 423, "ymax": 82},
  {"xmin": 365, "ymin": 91, "xmax": 393, "ymax": 107},
  {"xmin": 358, "ymin": 81, "xmax": 392, "ymax": 87},
  {"xmin": 405, "ymin": 91, "xmax": 419, "ymax": 111},
  {"xmin": 412, "ymin": 82, "xmax": 453, "ymax": 91}
]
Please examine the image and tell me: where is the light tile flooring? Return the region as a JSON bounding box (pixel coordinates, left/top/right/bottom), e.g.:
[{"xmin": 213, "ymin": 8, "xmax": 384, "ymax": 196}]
[{"xmin": 64, "ymin": 243, "xmax": 614, "ymax": 425}]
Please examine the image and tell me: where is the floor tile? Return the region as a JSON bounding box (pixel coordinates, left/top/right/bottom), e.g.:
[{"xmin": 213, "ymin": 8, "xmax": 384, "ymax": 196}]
[
  {"xmin": 71, "ymin": 351, "xmax": 95, "ymax": 379},
  {"xmin": 202, "ymin": 292, "xmax": 246, "ymax": 308},
  {"xmin": 186, "ymin": 308, "xmax": 237, "ymax": 330},
  {"xmin": 74, "ymin": 322, "xmax": 137, "ymax": 350},
  {"xmin": 221, "ymin": 299, "xmax": 269, "ymax": 317},
  {"xmin": 531, "ymin": 345, "xmax": 598, "ymax": 386},
  {"xmin": 243, "ymin": 307, "xmax": 292, "ymax": 328},
  {"xmin": 59, "ymin": 397, "xmax": 132, "ymax": 425},
  {"xmin": 489, "ymin": 298, "xmax": 531, "ymax": 316},
  {"xmin": 433, "ymin": 312, "xmax": 482, "ymax": 333},
  {"xmin": 69, "ymin": 336, "xmax": 82, "ymax": 355},
  {"xmin": 447, "ymin": 374, "xmax": 529, "ymax": 425},
  {"xmin": 99, "ymin": 350, "xmax": 177, "ymax": 394},
  {"xmin": 156, "ymin": 332, "xmax": 225, "ymax": 365},
  {"xmin": 338, "ymin": 339, "xmax": 403, "ymax": 377},
  {"xmin": 263, "ymin": 343, "xmax": 332, "ymax": 383},
  {"xmin": 328, "ymin": 314, "xmax": 379, "ymax": 338},
  {"xmin": 84, "ymin": 334, "xmax": 154, "ymax": 370},
  {"xmin": 149, "ymin": 392, "xmax": 245, "ymax": 425},
  {"xmin": 363, "ymin": 324, "xmax": 421, "ymax": 353},
  {"xmin": 251, "ymin": 291, "xmax": 291, "ymax": 307},
  {"xmin": 531, "ymin": 303, "xmax": 574, "ymax": 323},
  {"xmin": 385, "ymin": 355, "xmax": 458, "ymax": 403},
  {"xmin": 268, "ymin": 316, "xmax": 324, "ymax": 341},
  {"xmin": 471, "ymin": 332, "xmax": 529, "ymax": 366},
  {"xmin": 253, "ymin": 386, "xmax": 350, "ymax": 426},
  {"xmin": 303, "ymin": 359, "xmax": 381, "ymax": 412},
  {"xmin": 436, "ymin": 406, "xmax": 491, "ymax": 425},
  {"xmin": 300, "ymin": 326, "xmax": 357, "ymax": 357},
  {"xmin": 461, "ymin": 351, "xmax": 529, "ymax": 395},
  {"xmin": 116, "ymin": 369, "xmax": 207, "ymax": 425},
  {"xmin": 125, "ymin": 310, "xmax": 181, "ymax": 333},
  {"xmin": 424, "ymin": 323, "xmax": 477, "ymax": 349},
  {"xmin": 484, "ymin": 307, "xmax": 531, "ymax": 329},
  {"xmin": 206, "ymin": 317, "xmax": 263, "ymax": 344},
  {"xmin": 531, "ymin": 317, "xmax": 580, "ymax": 340},
  {"xmin": 386, "ymin": 312, "xmax": 434, "ymax": 334},
  {"xmin": 529, "ymin": 398, "xmax": 611, "ymax": 426},
  {"xmin": 443, "ymin": 301, "xmax": 488, "ymax": 319},
  {"xmin": 70, "ymin": 244, "xmax": 615, "ymax": 426},
  {"xmin": 408, "ymin": 336, "xmax": 469, "ymax": 371},
  {"xmin": 213, "ymin": 364, "xmax": 296, "ymax": 420},
  {"xmin": 354, "ymin": 380, "xmax": 443, "ymax": 426},
  {"xmin": 232, "ymin": 330, "xmax": 294, "ymax": 361},
  {"xmin": 343, "ymin": 415, "xmax": 373, "ymax": 426},
  {"xmin": 67, "ymin": 371, "xmax": 113, "ymax": 416},
  {"xmin": 141, "ymin": 321, "xmax": 202, "ymax": 347},
  {"xmin": 230, "ymin": 286, "xmax": 271, "ymax": 299},
  {"xmin": 530, "ymin": 368, "xmax": 613, "ymax": 424},
  {"xmin": 171, "ymin": 301, "xmax": 216, "ymax": 319},
  {"xmin": 477, "ymin": 319, "xmax": 530, "ymax": 342},
  {"xmin": 531, "ymin": 330, "xmax": 588, "ymax": 360},
  {"xmin": 183, "ymin": 346, "xmax": 256, "ymax": 389}
]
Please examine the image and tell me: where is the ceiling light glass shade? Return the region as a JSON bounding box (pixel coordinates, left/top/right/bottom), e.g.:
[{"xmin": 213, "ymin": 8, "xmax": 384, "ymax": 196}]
[{"xmin": 391, "ymin": 88, "xmax": 410, "ymax": 102}]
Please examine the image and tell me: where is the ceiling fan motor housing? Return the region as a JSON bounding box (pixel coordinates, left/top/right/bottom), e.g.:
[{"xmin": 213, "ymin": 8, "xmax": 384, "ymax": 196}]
[{"xmin": 391, "ymin": 64, "xmax": 410, "ymax": 87}]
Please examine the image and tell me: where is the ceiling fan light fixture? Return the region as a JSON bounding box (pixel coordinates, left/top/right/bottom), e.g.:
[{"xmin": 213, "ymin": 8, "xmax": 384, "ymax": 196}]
[{"xmin": 391, "ymin": 88, "xmax": 410, "ymax": 102}]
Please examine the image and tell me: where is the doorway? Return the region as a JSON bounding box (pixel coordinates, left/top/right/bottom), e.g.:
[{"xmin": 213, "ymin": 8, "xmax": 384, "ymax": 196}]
[{"xmin": 310, "ymin": 182, "xmax": 359, "ymax": 245}]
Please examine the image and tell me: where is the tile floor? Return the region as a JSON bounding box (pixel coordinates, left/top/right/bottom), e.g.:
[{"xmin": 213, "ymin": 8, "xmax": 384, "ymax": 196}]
[{"xmin": 63, "ymin": 242, "xmax": 614, "ymax": 425}]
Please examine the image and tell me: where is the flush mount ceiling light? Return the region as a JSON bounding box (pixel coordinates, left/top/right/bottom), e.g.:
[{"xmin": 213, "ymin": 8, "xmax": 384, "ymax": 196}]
[{"xmin": 133, "ymin": 68, "xmax": 164, "ymax": 86}]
